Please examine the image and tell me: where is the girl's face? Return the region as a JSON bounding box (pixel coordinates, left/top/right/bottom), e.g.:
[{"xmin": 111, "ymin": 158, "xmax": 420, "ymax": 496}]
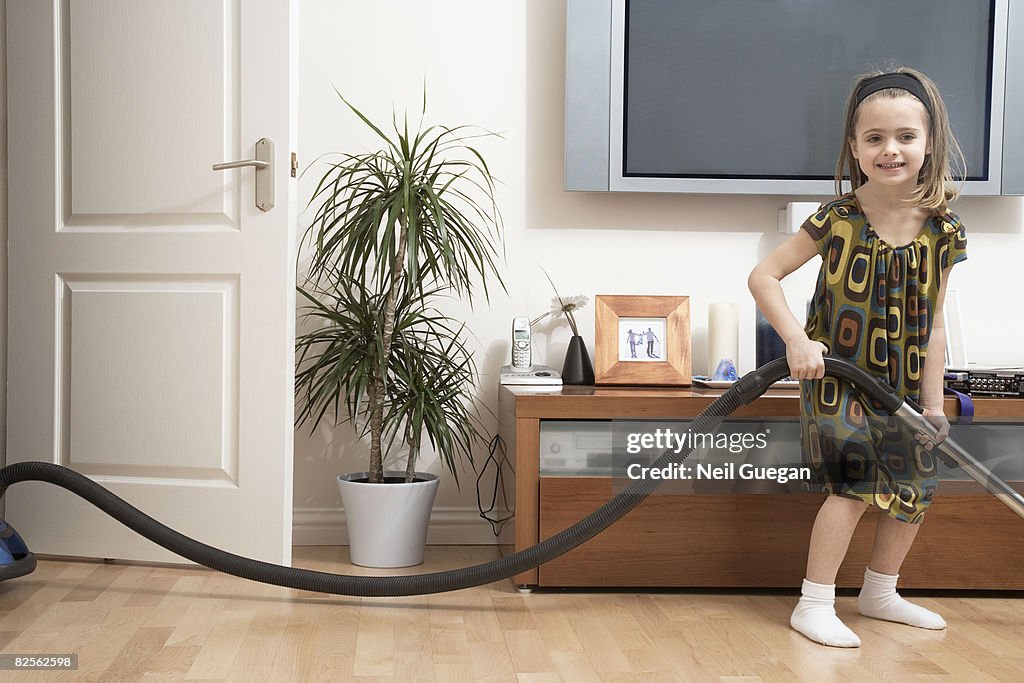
[{"xmin": 849, "ymin": 96, "xmax": 930, "ymax": 191}]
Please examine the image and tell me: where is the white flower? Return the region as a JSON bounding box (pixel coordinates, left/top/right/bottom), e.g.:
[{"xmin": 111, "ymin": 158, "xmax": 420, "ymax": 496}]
[
  {"xmin": 549, "ymin": 295, "xmax": 588, "ymax": 318},
  {"xmin": 537, "ymin": 266, "xmax": 588, "ymax": 336},
  {"xmin": 549, "ymin": 295, "xmax": 588, "ymax": 336}
]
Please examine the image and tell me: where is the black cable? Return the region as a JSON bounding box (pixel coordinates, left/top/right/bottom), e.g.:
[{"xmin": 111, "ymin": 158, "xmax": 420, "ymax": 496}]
[
  {"xmin": 475, "ymin": 434, "xmax": 514, "ymax": 536},
  {"xmin": 0, "ymin": 378, "xmax": 753, "ymax": 596}
]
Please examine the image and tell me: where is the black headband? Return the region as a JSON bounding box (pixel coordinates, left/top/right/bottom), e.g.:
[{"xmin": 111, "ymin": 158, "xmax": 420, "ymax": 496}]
[{"xmin": 855, "ymin": 73, "xmax": 933, "ymax": 117}]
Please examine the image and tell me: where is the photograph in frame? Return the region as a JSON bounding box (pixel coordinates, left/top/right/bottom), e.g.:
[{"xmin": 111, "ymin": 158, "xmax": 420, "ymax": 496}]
[{"xmin": 618, "ymin": 317, "xmax": 666, "ymax": 362}]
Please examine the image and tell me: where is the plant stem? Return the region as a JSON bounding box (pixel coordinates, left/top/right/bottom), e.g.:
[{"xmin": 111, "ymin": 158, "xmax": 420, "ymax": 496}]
[
  {"xmin": 404, "ymin": 445, "xmax": 418, "ymax": 482},
  {"xmin": 368, "ymin": 210, "xmax": 410, "ymax": 483},
  {"xmin": 366, "ymin": 377, "xmax": 383, "ymax": 482}
]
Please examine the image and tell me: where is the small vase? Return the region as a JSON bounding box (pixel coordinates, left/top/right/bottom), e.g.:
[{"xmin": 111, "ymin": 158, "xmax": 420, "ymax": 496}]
[{"xmin": 562, "ymin": 335, "xmax": 595, "ymax": 385}]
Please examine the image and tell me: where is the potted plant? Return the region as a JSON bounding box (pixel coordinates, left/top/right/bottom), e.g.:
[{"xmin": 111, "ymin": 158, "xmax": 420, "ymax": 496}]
[{"xmin": 295, "ymin": 94, "xmax": 505, "ymax": 567}]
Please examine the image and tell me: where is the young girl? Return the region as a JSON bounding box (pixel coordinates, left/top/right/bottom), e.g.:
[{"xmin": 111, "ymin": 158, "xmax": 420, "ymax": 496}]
[{"xmin": 748, "ymin": 67, "xmax": 968, "ymax": 648}]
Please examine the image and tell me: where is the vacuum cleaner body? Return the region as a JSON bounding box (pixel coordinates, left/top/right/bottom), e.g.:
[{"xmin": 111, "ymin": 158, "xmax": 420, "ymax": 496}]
[{"xmin": 0, "ymin": 520, "xmax": 37, "ymax": 581}]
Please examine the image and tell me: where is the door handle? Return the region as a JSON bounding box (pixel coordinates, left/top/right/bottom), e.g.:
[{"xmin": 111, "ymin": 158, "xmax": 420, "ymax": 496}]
[
  {"xmin": 212, "ymin": 138, "xmax": 275, "ymax": 211},
  {"xmin": 212, "ymin": 159, "xmax": 268, "ymax": 171}
]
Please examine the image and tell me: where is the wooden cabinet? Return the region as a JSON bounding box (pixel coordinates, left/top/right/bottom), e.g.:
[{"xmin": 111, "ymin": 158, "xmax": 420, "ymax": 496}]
[{"xmin": 498, "ymin": 385, "xmax": 1024, "ymax": 589}]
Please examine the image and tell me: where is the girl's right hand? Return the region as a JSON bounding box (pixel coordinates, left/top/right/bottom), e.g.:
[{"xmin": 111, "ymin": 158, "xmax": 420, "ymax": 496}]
[{"xmin": 786, "ymin": 336, "xmax": 828, "ymax": 380}]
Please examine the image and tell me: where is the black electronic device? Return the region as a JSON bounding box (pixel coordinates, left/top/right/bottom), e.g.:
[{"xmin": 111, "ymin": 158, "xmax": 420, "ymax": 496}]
[{"xmin": 945, "ymin": 367, "xmax": 1024, "ymax": 397}]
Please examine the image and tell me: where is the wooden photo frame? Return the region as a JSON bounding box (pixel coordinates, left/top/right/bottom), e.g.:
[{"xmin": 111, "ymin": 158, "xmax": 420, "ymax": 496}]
[{"xmin": 594, "ymin": 295, "xmax": 691, "ymax": 386}]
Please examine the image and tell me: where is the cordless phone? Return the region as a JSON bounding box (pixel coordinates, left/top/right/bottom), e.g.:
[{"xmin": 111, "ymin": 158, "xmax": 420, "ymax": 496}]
[
  {"xmin": 500, "ymin": 316, "xmax": 561, "ymax": 386},
  {"xmin": 511, "ymin": 317, "xmax": 532, "ymax": 370}
]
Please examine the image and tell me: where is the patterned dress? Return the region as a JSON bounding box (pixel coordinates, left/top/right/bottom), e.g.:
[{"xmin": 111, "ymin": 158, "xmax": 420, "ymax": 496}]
[{"xmin": 799, "ymin": 193, "xmax": 968, "ymax": 523}]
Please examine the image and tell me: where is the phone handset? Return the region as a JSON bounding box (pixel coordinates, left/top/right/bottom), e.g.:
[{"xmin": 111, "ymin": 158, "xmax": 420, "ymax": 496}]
[{"xmin": 511, "ymin": 317, "xmax": 532, "ymax": 371}]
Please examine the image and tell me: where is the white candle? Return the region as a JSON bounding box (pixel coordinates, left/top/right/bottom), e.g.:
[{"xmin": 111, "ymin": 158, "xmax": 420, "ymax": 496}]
[{"xmin": 707, "ymin": 303, "xmax": 739, "ymax": 374}]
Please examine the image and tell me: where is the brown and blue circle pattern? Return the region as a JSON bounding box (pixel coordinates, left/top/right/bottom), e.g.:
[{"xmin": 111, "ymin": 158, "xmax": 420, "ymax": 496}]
[{"xmin": 797, "ymin": 194, "xmax": 967, "ymax": 524}]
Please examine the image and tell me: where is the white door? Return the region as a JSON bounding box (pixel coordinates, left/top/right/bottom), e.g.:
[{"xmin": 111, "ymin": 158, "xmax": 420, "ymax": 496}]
[{"xmin": 6, "ymin": 0, "xmax": 297, "ymax": 565}]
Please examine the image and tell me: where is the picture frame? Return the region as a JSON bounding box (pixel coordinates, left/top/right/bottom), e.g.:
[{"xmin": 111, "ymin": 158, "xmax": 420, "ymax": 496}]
[{"xmin": 594, "ymin": 295, "xmax": 691, "ymax": 386}]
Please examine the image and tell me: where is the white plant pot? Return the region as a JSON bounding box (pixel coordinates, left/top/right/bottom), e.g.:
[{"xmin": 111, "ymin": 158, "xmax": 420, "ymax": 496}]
[{"xmin": 337, "ymin": 471, "xmax": 440, "ymax": 568}]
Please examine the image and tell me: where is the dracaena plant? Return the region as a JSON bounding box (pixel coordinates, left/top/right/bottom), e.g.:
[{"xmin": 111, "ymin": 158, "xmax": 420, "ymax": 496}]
[{"xmin": 295, "ymin": 93, "xmax": 505, "ymax": 485}]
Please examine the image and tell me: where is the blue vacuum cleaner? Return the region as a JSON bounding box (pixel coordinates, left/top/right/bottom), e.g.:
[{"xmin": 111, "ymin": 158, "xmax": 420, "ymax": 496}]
[
  {"xmin": 1, "ymin": 357, "xmax": 1022, "ymax": 595},
  {"xmin": 0, "ymin": 520, "xmax": 36, "ymax": 581}
]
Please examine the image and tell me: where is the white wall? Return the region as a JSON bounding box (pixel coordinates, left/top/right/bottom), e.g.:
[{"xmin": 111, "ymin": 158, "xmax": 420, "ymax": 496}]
[{"xmin": 303, "ymin": 1, "xmax": 1024, "ymax": 544}]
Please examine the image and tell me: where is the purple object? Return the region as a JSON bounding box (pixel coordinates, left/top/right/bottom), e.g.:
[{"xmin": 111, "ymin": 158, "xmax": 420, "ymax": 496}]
[{"xmin": 713, "ymin": 358, "xmax": 738, "ymax": 381}]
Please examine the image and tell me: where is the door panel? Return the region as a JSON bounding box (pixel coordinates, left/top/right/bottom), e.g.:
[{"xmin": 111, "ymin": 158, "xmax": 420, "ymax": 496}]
[
  {"xmin": 6, "ymin": 0, "xmax": 296, "ymax": 564},
  {"xmin": 64, "ymin": 277, "xmax": 237, "ymax": 482},
  {"xmin": 69, "ymin": 0, "xmax": 238, "ymax": 221}
]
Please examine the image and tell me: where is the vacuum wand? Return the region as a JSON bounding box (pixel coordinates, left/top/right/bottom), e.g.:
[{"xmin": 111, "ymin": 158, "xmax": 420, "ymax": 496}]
[
  {"xmin": 744, "ymin": 357, "xmax": 1024, "ymax": 522},
  {"xmin": 893, "ymin": 402, "xmax": 1024, "ymax": 521}
]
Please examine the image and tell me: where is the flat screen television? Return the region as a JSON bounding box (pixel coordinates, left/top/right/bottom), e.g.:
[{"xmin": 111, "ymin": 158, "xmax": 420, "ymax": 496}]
[{"xmin": 565, "ymin": 0, "xmax": 1024, "ymax": 195}]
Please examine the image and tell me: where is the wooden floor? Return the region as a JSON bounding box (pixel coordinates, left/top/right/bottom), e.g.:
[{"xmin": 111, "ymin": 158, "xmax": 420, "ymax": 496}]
[{"xmin": 0, "ymin": 546, "xmax": 1022, "ymax": 682}]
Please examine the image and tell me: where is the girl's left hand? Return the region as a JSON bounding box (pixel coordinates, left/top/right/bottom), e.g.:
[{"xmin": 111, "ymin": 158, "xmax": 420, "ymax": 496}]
[{"xmin": 915, "ymin": 407, "xmax": 950, "ymax": 450}]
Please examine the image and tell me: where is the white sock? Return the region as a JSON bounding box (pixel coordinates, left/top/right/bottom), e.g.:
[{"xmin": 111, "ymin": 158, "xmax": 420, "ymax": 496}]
[
  {"xmin": 790, "ymin": 579, "xmax": 861, "ymax": 647},
  {"xmin": 858, "ymin": 567, "xmax": 946, "ymax": 630}
]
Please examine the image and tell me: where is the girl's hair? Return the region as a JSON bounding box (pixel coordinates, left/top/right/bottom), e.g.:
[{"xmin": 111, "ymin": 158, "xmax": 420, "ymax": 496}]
[{"xmin": 834, "ymin": 66, "xmax": 966, "ymax": 211}]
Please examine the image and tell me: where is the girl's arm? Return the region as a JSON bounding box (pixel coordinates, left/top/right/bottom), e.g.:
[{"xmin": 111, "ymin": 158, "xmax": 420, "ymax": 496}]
[
  {"xmin": 747, "ymin": 229, "xmax": 825, "ymax": 379},
  {"xmin": 919, "ymin": 265, "xmax": 956, "ymax": 411},
  {"xmin": 916, "ymin": 265, "xmax": 956, "ymax": 443}
]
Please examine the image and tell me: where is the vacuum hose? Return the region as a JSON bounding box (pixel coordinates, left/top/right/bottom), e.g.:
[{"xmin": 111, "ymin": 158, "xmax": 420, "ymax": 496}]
[{"xmin": 1, "ymin": 357, "xmax": 1022, "ymax": 596}]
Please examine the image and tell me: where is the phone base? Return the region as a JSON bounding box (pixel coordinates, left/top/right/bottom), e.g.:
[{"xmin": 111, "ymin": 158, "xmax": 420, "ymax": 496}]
[{"xmin": 500, "ymin": 365, "xmax": 563, "ymax": 385}]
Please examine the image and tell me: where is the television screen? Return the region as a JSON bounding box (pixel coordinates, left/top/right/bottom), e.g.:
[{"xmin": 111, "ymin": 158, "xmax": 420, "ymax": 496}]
[{"xmin": 623, "ymin": 0, "xmax": 993, "ymax": 181}]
